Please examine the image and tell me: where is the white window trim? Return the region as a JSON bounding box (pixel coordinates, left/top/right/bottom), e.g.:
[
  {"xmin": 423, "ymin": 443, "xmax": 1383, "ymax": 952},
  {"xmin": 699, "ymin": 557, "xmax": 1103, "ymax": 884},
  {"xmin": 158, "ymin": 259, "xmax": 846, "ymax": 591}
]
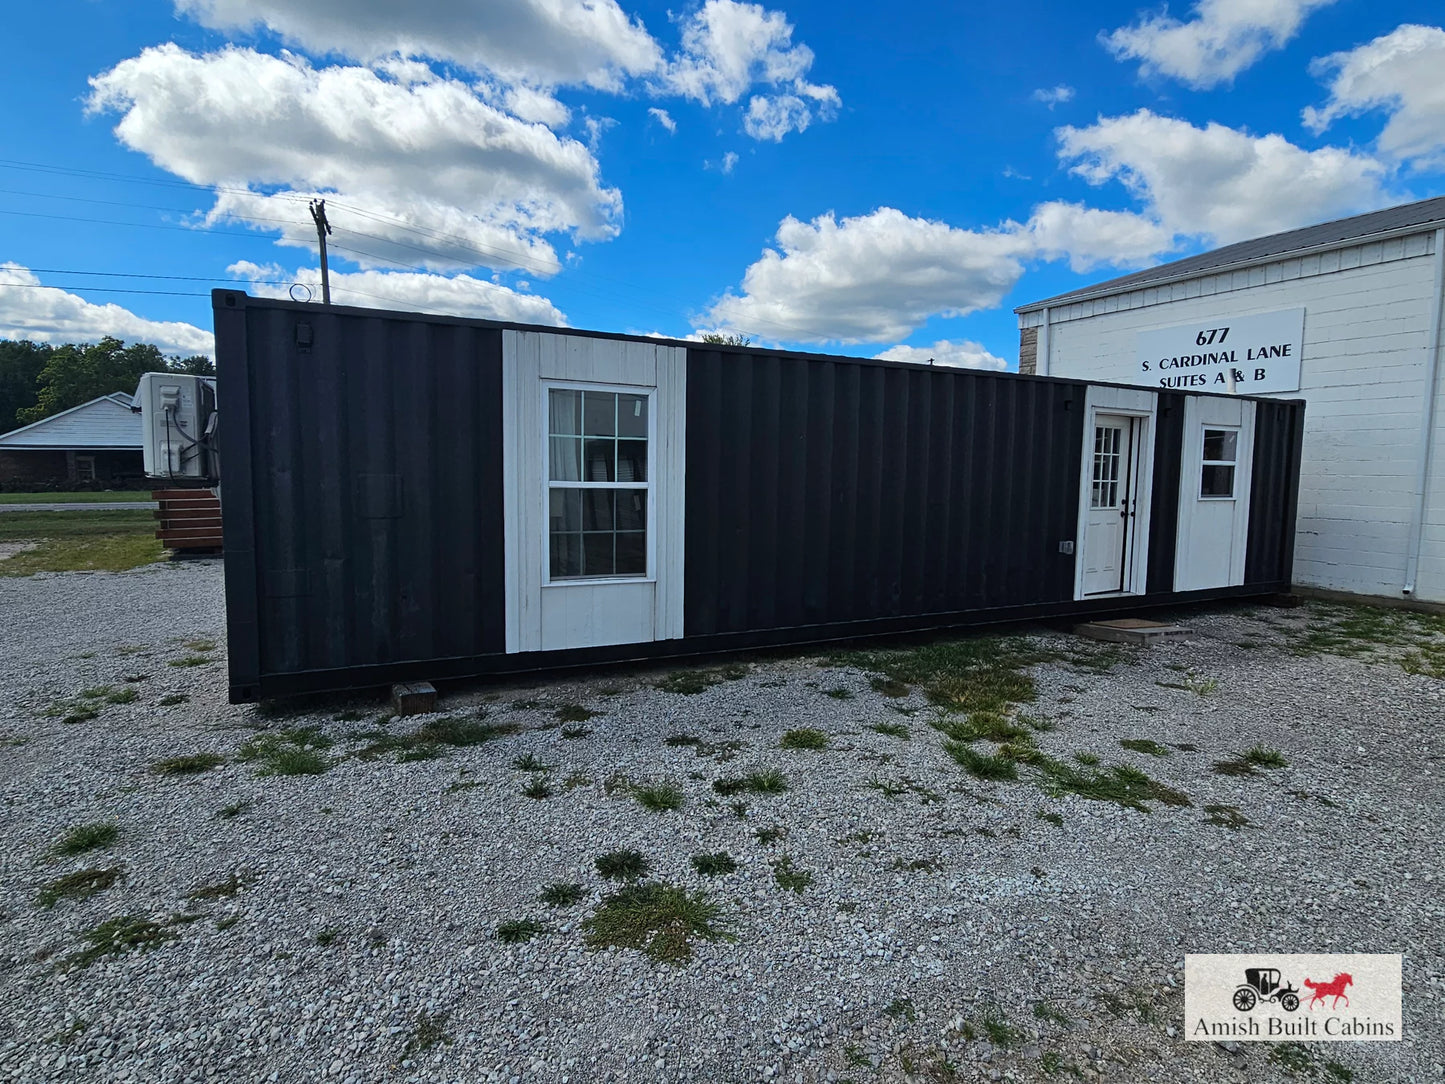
[
  {"xmin": 1198, "ymin": 425, "xmax": 1240, "ymax": 501},
  {"xmin": 540, "ymin": 379, "xmax": 657, "ymax": 587}
]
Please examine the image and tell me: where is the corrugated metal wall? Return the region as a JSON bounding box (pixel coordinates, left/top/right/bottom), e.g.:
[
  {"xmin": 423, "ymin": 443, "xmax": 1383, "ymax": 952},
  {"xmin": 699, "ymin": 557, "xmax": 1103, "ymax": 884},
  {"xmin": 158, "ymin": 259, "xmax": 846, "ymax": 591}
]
[
  {"xmin": 217, "ymin": 293, "xmax": 506, "ymax": 701},
  {"xmin": 1146, "ymin": 391, "xmax": 1187, "ymax": 594},
  {"xmin": 684, "ymin": 350, "xmax": 1088, "ymax": 636},
  {"xmin": 1246, "ymin": 398, "xmax": 1306, "ymax": 585}
]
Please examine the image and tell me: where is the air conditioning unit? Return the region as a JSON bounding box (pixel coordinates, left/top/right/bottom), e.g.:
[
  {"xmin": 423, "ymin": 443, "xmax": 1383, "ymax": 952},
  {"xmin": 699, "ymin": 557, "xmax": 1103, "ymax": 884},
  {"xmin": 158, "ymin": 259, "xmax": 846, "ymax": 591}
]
[{"xmin": 135, "ymin": 372, "xmax": 219, "ymax": 485}]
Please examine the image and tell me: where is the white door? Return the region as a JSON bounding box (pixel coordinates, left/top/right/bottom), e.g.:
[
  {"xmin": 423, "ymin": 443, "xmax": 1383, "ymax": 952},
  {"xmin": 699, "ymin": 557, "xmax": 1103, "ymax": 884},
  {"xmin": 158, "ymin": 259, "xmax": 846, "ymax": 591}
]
[
  {"xmin": 502, "ymin": 331, "xmax": 686, "ymax": 653},
  {"xmin": 1082, "ymin": 414, "xmax": 1138, "ymax": 595},
  {"xmin": 1174, "ymin": 397, "xmax": 1256, "ymax": 592}
]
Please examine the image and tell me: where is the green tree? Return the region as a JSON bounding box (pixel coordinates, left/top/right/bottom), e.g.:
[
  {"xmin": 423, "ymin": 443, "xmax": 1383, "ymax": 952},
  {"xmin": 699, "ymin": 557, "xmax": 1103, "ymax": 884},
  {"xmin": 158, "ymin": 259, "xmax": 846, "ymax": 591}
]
[
  {"xmin": 700, "ymin": 332, "xmax": 752, "ymax": 346},
  {"xmin": 0, "ymin": 340, "xmax": 53, "ymax": 431},
  {"xmin": 15, "ymin": 337, "xmax": 214, "ymax": 424}
]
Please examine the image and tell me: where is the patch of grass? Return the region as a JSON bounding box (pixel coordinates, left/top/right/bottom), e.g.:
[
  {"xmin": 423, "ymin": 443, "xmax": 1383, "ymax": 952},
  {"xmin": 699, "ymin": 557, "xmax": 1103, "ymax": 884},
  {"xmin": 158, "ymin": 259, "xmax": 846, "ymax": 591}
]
[
  {"xmin": 1033, "ymin": 1001, "xmax": 1070, "ymax": 1025},
  {"xmin": 883, "ymin": 997, "xmax": 917, "ymax": 1021},
  {"xmin": 583, "ymin": 881, "xmax": 732, "ymax": 963},
  {"xmin": 1119, "ymin": 738, "xmax": 1171, "ymax": 757},
  {"xmin": 314, "ymin": 927, "xmax": 342, "ymax": 946},
  {"xmin": 823, "ymin": 687, "xmax": 854, "ymax": 700},
  {"xmin": 522, "ymin": 776, "xmax": 552, "ymax": 799},
  {"xmin": 932, "ymin": 712, "xmax": 1030, "ymax": 744},
  {"xmin": 870, "ymin": 675, "xmax": 910, "ymax": 697},
  {"xmin": 186, "ymin": 872, "xmax": 253, "ymax": 901},
  {"xmin": 1036, "ymin": 810, "xmax": 1064, "ymax": 827},
  {"xmin": 217, "ymin": 799, "xmax": 251, "ymax": 819},
  {"xmin": 632, "ymin": 781, "xmax": 685, "ymax": 812},
  {"xmin": 555, "ymin": 704, "xmax": 597, "ymax": 723},
  {"xmin": 105, "ymin": 686, "xmax": 139, "ymax": 705},
  {"xmin": 1073, "ymin": 751, "xmax": 1100, "ymax": 766},
  {"xmin": 495, "ymin": 918, "xmax": 549, "ymax": 943},
  {"xmin": 596, "ymin": 849, "xmax": 650, "ymax": 881},
  {"xmin": 729, "ymin": 800, "xmax": 748, "ymax": 819},
  {"xmin": 1204, "ymin": 804, "xmax": 1253, "ymax": 830},
  {"xmin": 153, "ymin": 752, "xmax": 225, "ymax": 776},
  {"xmin": 0, "ymin": 509, "xmax": 163, "ymax": 577},
  {"xmin": 653, "ymin": 664, "xmax": 748, "ymax": 695},
  {"xmin": 864, "ymin": 775, "xmax": 909, "ymax": 800},
  {"xmin": 1036, "ymin": 757, "xmax": 1192, "ymax": 812},
  {"xmin": 561, "ymin": 725, "xmax": 592, "ymax": 739},
  {"xmin": 868, "ymin": 721, "xmax": 911, "ymax": 740},
  {"xmin": 511, "ymin": 752, "xmax": 553, "ymax": 772},
  {"xmin": 945, "ymin": 742, "xmax": 1018, "ymax": 781},
  {"xmin": 563, "ymin": 771, "xmax": 592, "ymax": 790},
  {"xmin": 401, "ymin": 1010, "xmax": 452, "ymax": 1060},
  {"xmin": 37, "ymin": 866, "xmax": 123, "ymax": 908},
  {"xmin": 892, "ymin": 857, "xmax": 940, "ymax": 873},
  {"xmin": 978, "ymin": 1004, "xmax": 1018, "ymax": 1048},
  {"xmin": 215, "ymin": 914, "xmax": 241, "ymax": 931},
  {"xmin": 1214, "ymin": 745, "xmax": 1288, "ymax": 777},
  {"xmin": 182, "ymin": 638, "xmax": 217, "ymax": 653},
  {"xmin": 62, "ymin": 914, "xmax": 175, "ymax": 970},
  {"xmin": 52, "ymin": 822, "xmax": 119, "ymax": 857},
  {"xmin": 712, "ymin": 767, "xmax": 788, "ymax": 795},
  {"xmin": 780, "ymin": 727, "xmax": 830, "ymax": 750},
  {"xmin": 690, "ymin": 852, "xmax": 737, "ymax": 876},
  {"xmin": 357, "ymin": 717, "xmax": 521, "ymax": 762},
  {"xmin": 540, "ymin": 882, "xmax": 586, "ymax": 906},
  {"xmin": 771, "ymin": 855, "xmax": 812, "ymax": 893},
  {"xmin": 158, "ymin": 693, "xmax": 189, "ymax": 706},
  {"xmin": 238, "ymin": 728, "xmax": 333, "ymax": 776},
  {"xmin": 0, "ymin": 490, "xmax": 154, "ymax": 504},
  {"xmin": 754, "ymin": 825, "xmax": 787, "ymax": 845}
]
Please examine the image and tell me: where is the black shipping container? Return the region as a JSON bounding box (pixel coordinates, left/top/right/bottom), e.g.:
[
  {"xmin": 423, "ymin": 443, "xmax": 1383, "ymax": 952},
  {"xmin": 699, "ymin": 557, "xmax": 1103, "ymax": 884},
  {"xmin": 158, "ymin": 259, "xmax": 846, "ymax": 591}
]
[{"xmin": 214, "ymin": 292, "xmax": 1304, "ymax": 702}]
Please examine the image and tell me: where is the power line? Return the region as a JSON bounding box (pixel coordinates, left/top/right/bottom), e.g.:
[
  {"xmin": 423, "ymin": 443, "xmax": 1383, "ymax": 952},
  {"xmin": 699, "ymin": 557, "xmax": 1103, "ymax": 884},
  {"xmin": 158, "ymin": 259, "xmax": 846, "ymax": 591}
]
[
  {"xmin": 0, "ymin": 281, "xmax": 212, "ymax": 298},
  {"xmin": 11, "ymin": 266, "xmax": 295, "ymax": 285}
]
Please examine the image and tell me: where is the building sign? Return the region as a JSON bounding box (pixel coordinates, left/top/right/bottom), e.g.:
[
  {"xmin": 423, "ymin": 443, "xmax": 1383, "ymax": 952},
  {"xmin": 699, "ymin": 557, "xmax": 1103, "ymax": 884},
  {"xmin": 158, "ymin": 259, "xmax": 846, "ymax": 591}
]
[{"xmin": 1135, "ymin": 309, "xmax": 1304, "ymax": 394}]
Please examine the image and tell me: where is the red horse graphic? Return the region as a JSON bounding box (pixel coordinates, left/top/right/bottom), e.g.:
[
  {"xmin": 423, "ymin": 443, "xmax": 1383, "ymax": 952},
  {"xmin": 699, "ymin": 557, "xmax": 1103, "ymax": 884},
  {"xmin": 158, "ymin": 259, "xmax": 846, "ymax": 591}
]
[{"xmin": 1303, "ymin": 972, "xmax": 1353, "ymax": 1010}]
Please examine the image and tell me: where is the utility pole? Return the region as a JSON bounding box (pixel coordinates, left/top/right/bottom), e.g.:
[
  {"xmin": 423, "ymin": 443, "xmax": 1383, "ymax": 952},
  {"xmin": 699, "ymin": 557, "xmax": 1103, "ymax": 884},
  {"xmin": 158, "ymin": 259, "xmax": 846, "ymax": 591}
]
[{"xmin": 309, "ymin": 199, "xmax": 332, "ymax": 305}]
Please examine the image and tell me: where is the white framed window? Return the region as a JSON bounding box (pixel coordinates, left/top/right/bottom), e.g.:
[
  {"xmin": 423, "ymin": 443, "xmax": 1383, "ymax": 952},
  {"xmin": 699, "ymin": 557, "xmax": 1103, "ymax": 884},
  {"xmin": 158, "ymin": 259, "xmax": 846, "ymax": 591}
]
[
  {"xmin": 1090, "ymin": 424, "xmax": 1123, "ymax": 509},
  {"xmin": 544, "ymin": 384, "xmax": 653, "ymax": 581},
  {"xmin": 75, "ymin": 455, "xmax": 97, "ymax": 483},
  {"xmin": 1200, "ymin": 427, "xmax": 1238, "ymax": 499}
]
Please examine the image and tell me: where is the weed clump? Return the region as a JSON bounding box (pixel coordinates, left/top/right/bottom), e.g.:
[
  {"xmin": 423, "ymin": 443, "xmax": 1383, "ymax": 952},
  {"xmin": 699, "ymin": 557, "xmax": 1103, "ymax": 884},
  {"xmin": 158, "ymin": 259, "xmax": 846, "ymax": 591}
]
[
  {"xmin": 583, "ymin": 881, "xmax": 731, "ymax": 963},
  {"xmin": 771, "ymin": 856, "xmax": 812, "ymax": 894},
  {"xmin": 153, "ymin": 753, "xmax": 225, "ymax": 776},
  {"xmin": 555, "ymin": 705, "xmax": 597, "ymax": 723},
  {"xmin": 540, "ymin": 883, "xmax": 586, "ymax": 906},
  {"xmin": 780, "ymin": 727, "xmax": 830, "ymax": 750},
  {"xmin": 37, "ymin": 867, "xmax": 123, "ymax": 908},
  {"xmin": 869, "ymin": 721, "xmax": 911, "ymax": 740},
  {"xmin": 1119, "ymin": 738, "xmax": 1171, "ymax": 757},
  {"xmin": 596, "ymin": 849, "xmax": 650, "ymax": 881},
  {"xmin": 52, "ymin": 822, "xmax": 119, "ymax": 857},
  {"xmin": 238, "ymin": 728, "xmax": 332, "ymax": 776},
  {"xmin": 712, "ymin": 768, "xmax": 788, "ymax": 796},
  {"xmin": 945, "ymin": 743, "xmax": 1018, "ymax": 781},
  {"xmin": 495, "ymin": 918, "xmax": 549, "ymax": 943},
  {"xmin": 632, "ymin": 781, "xmax": 685, "ymax": 812},
  {"xmin": 63, "ymin": 914, "xmax": 174, "ymax": 970},
  {"xmin": 653, "ymin": 664, "xmax": 748, "ymax": 695},
  {"xmin": 690, "ymin": 852, "xmax": 737, "ymax": 876}
]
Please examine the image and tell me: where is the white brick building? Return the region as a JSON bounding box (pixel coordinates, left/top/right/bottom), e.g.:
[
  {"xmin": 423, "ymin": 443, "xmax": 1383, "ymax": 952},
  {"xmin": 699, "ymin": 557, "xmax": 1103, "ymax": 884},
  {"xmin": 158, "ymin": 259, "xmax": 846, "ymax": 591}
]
[{"xmin": 1017, "ymin": 196, "xmax": 1445, "ymax": 604}]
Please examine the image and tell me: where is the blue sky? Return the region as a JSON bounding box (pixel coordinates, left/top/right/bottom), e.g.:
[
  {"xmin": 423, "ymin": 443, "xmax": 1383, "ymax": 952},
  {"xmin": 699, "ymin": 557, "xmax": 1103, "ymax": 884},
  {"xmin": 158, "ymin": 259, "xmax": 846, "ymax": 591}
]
[{"xmin": 2, "ymin": 0, "xmax": 1444, "ymax": 368}]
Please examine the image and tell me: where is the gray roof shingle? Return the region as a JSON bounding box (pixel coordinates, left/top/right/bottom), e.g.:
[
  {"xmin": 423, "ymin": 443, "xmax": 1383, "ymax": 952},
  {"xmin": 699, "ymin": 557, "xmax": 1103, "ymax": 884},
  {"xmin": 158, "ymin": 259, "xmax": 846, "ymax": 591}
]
[{"xmin": 1016, "ymin": 195, "xmax": 1445, "ymax": 313}]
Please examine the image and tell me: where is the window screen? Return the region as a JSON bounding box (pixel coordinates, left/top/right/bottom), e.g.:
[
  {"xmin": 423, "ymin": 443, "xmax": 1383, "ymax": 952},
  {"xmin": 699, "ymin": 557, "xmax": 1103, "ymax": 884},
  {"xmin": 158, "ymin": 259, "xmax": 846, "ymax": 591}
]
[
  {"xmin": 547, "ymin": 388, "xmax": 649, "ymax": 578},
  {"xmin": 1201, "ymin": 427, "xmax": 1237, "ymax": 499}
]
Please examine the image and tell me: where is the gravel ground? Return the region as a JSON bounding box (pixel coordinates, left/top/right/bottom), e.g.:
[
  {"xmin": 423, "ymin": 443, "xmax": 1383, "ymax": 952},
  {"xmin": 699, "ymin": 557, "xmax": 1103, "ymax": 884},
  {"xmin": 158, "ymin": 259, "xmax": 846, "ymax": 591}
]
[{"xmin": 0, "ymin": 562, "xmax": 1441, "ymax": 1084}]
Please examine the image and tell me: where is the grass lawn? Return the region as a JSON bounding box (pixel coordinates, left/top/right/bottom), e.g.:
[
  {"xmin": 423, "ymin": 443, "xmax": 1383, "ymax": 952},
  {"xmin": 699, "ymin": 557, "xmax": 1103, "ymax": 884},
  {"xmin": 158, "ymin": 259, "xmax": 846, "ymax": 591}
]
[
  {"xmin": 0, "ymin": 509, "xmax": 163, "ymax": 575},
  {"xmin": 0, "ymin": 491, "xmax": 153, "ymax": 504}
]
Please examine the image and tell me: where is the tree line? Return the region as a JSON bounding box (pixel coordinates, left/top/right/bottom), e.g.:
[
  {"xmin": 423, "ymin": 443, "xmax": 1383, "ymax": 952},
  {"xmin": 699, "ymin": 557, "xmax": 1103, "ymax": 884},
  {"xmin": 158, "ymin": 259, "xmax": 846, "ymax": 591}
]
[{"xmin": 0, "ymin": 337, "xmax": 214, "ymax": 433}]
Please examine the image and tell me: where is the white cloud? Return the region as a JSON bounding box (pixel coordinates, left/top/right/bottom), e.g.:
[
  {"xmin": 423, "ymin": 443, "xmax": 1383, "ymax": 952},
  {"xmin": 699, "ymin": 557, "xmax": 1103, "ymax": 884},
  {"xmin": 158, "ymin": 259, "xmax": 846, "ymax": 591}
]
[
  {"xmin": 1104, "ymin": 0, "xmax": 1338, "ymax": 89},
  {"xmin": 703, "ymin": 208, "xmax": 1037, "ymax": 343},
  {"xmin": 500, "ymin": 84, "xmax": 572, "ymax": 128},
  {"xmin": 1304, "ymin": 24, "xmax": 1445, "ymax": 168},
  {"xmin": 699, "ymin": 199, "xmax": 1179, "ymax": 344},
  {"xmin": 228, "ymin": 262, "xmax": 567, "ymax": 326},
  {"xmin": 1056, "ymin": 109, "xmax": 1389, "ymax": 244},
  {"xmin": 648, "ymin": 107, "xmax": 678, "ymax": 133},
  {"xmin": 1022, "ymin": 200, "xmax": 1176, "ymax": 271},
  {"xmin": 660, "ymin": 0, "xmax": 839, "ymax": 139},
  {"xmin": 1032, "ymin": 85, "xmax": 1075, "ymax": 108},
  {"xmin": 0, "ymin": 264, "xmax": 215, "ymax": 357},
  {"xmin": 173, "ymin": 0, "xmax": 663, "ymax": 91},
  {"xmin": 874, "ymin": 341, "xmax": 1009, "ymax": 371},
  {"xmin": 722, "ymin": 151, "xmax": 740, "ymax": 174},
  {"xmin": 88, "ymin": 45, "xmax": 622, "ymax": 275}
]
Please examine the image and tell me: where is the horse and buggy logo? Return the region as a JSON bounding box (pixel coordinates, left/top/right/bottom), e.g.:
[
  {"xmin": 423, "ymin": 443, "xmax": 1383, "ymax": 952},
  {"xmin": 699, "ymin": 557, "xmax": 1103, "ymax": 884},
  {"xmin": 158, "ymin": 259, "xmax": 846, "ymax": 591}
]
[{"xmin": 1232, "ymin": 967, "xmax": 1354, "ymax": 1012}]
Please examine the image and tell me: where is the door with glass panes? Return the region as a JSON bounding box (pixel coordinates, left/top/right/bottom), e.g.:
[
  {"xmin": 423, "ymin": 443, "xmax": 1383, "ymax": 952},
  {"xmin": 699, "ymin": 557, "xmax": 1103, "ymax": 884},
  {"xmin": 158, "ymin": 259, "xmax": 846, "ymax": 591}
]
[
  {"xmin": 500, "ymin": 329, "xmax": 686, "ymax": 655},
  {"xmin": 1082, "ymin": 414, "xmax": 1139, "ymax": 595}
]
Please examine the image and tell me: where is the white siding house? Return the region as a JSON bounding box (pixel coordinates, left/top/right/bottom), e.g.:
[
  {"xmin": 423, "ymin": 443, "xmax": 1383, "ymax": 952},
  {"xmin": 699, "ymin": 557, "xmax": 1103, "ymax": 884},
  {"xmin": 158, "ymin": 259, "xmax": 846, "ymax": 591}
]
[{"xmin": 1016, "ymin": 196, "xmax": 1445, "ymax": 604}]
